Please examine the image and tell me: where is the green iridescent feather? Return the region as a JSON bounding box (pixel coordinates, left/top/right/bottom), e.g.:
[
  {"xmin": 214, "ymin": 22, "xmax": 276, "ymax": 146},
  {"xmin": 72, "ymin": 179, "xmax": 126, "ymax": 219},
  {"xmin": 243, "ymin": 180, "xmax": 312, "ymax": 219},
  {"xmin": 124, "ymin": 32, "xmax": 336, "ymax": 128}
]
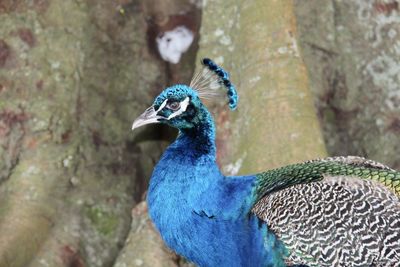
[{"xmin": 255, "ymin": 156, "xmax": 400, "ymax": 202}]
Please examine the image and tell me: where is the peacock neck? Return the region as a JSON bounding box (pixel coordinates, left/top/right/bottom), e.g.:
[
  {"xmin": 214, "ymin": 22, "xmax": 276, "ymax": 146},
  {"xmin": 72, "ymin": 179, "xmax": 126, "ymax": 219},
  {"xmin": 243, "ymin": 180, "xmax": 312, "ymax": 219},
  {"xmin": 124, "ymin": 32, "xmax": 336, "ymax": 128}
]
[{"xmin": 177, "ymin": 106, "xmax": 217, "ymax": 161}]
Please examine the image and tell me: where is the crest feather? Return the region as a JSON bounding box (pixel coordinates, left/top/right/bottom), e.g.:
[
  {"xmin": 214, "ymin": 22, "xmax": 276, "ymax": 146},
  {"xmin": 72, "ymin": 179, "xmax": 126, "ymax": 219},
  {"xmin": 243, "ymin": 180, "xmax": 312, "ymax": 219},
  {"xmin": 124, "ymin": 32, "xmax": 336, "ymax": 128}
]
[{"xmin": 190, "ymin": 58, "xmax": 238, "ymax": 110}]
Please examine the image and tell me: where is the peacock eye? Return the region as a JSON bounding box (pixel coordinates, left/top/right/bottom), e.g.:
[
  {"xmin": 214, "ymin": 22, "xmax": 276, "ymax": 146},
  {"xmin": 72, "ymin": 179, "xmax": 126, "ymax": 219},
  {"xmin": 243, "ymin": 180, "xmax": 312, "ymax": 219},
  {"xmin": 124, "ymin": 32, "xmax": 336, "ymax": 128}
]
[{"xmin": 166, "ymin": 101, "xmax": 180, "ymax": 111}]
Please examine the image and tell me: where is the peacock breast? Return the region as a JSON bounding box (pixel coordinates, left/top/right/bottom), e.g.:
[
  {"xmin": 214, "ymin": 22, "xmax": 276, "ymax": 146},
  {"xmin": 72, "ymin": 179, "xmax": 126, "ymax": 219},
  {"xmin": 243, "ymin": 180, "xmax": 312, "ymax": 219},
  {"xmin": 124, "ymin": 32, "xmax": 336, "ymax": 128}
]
[{"xmin": 147, "ymin": 169, "xmax": 276, "ymax": 267}]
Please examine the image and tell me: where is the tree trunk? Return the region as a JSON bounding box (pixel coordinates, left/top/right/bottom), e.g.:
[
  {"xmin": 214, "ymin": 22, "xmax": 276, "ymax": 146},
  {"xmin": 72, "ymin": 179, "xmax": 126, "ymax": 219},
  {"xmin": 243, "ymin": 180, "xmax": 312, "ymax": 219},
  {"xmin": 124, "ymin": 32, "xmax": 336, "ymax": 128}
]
[
  {"xmin": 0, "ymin": 0, "xmax": 176, "ymax": 266},
  {"xmin": 295, "ymin": 0, "xmax": 400, "ymax": 169},
  {"xmin": 196, "ymin": 0, "xmax": 327, "ymax": 174}
]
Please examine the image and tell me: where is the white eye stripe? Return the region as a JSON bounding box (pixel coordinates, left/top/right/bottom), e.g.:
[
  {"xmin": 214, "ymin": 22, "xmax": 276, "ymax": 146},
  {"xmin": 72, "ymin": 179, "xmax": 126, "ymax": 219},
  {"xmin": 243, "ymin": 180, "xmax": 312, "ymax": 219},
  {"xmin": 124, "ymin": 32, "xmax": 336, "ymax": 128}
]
[
  {"xmin": 167, "ymin": 97, "xmax": 190, "ymax": 120},
  {"xmin": 156, "ymin": 99, "xmax": 168, "ymax": 113}
]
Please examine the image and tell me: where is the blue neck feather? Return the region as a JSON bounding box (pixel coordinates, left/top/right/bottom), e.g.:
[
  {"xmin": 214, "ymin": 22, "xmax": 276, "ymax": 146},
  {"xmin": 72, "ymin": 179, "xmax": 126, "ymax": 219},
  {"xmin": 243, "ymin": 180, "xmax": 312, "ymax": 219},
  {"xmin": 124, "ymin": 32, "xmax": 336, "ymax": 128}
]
[
  {"xmin": 147, "ymin": 105, "xmax": 287, "ymax": 266},
  {"xmin": 179, "ymin": 106, "xmax": 216, "ymax": 159}
]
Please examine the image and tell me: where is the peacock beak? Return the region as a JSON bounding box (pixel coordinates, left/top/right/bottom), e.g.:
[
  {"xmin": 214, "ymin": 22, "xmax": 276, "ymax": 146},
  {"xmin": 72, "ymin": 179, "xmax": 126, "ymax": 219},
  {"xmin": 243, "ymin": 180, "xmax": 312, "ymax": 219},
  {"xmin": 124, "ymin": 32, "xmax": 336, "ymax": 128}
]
[{"xmin": 132, "ymin": 106, "xmax": 163, "ymax": 130}]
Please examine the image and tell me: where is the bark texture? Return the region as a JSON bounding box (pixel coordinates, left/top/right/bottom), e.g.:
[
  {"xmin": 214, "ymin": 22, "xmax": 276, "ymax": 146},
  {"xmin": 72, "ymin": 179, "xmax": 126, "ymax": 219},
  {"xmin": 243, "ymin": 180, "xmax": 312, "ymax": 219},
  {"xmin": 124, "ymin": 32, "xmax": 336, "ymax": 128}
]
[
  {"xmin": 0, "ymin": 0, "xmax": 177, "ymax": 266},
  {"xmin": 196, "ymin": 0, "xmax": 327, "ymax": 174},
  {"xmin": 295, "ymin": 0, "xmax": 400, "ymax": 169}
]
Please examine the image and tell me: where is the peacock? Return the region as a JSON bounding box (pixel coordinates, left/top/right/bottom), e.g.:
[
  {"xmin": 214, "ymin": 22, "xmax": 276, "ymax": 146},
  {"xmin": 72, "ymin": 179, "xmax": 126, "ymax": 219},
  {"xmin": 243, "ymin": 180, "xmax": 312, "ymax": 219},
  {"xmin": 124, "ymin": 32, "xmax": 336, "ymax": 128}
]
[{"xmin": 132, "ymin": 58, "xmax": 400, "ymax": 267}]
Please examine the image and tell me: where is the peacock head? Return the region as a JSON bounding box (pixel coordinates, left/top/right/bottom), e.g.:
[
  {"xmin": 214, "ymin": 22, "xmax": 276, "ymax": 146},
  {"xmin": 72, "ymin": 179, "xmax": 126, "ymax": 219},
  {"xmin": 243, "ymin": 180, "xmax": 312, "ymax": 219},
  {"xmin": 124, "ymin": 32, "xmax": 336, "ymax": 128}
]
[{"xmin": 132, "ymin": 58, "xmax": 238, "ymax": 131}]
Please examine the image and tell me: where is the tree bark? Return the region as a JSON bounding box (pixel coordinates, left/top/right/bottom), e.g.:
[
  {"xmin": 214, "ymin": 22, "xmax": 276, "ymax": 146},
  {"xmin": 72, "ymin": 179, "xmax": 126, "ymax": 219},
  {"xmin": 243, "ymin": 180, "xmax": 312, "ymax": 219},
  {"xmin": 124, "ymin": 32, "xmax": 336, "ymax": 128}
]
[
  {"xmin": 196, "ymin": 0, "xmax": 327, "ymax": 174},
  {"xmin": 295, "ymin": 0, "xmax": 400, "ymax": 169},
  {"xmin": 0, "ymin": 0, "xmax": 172, "ymax": 266}
]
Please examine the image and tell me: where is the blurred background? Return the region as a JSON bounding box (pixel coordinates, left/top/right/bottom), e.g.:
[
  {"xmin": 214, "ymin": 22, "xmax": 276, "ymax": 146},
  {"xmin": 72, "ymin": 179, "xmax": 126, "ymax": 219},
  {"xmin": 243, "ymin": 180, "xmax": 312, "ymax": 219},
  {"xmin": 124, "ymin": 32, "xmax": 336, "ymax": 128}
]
[{"xmin": 0, "ymin": 0, "xmax": 399, "ymax": 266}]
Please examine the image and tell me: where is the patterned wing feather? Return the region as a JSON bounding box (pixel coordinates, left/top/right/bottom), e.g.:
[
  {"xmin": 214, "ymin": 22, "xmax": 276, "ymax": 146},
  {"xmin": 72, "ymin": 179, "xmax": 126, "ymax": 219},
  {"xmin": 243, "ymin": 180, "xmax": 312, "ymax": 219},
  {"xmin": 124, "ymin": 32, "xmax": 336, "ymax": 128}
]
[
  {"xmin": 252, "ymin": 176, "xmax": 400, "ymax": 267},
  {"xmin": 255, "ymin": 156, "xmax": 400, "ymax": 203}
]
